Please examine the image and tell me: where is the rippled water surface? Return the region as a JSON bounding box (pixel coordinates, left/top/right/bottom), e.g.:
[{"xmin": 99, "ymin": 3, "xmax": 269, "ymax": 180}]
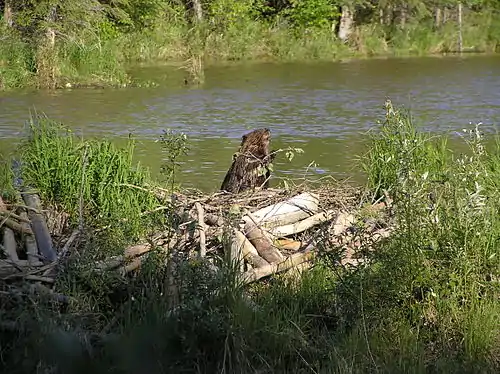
[{"xmin": 1, "ymin": 55, "xmax": 499, "ymax": 191}]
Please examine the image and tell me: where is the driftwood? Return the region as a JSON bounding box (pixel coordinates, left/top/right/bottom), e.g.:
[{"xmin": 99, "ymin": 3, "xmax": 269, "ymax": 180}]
[
  {"xmin": 0, "ymin": 173, "xmax": 394, "ymax": 318},
  {"xmin": 232, "ymin": 229, "xmax": 269, "ymax": 268},
  {"xmin": 250, "ymin": 192, "xmax": 319, "ymax": 228},
  {"xmin": 3, "ymin": 227, "xmax": 18, "ymax": 262},
  {"xmin": 270, "ymin": 209, "xmax": 336, "ymax": 237},
  {"xmin": 242, "ymin": 211, "xmax": 284, "ymax": 263},
  {"xmin": 97, "ymin": 186, "xmax": 392, "ymax": 285},
  {"xmin": 242, "ymin": 250, "xmax": 315, "ymax": 284},
  {"xmin": 22, "ymin": 191, "xmax": 56, "ymax": 264}
]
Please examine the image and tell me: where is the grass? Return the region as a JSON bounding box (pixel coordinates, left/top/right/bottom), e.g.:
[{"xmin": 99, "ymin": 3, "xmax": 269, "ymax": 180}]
[
  {"xmin": 1, "ymin": 102, "xmax": 500, "ymax": 373},
  {"xmin": 19, "ymin": 113, "xmax": 165, "ymax": 250}
]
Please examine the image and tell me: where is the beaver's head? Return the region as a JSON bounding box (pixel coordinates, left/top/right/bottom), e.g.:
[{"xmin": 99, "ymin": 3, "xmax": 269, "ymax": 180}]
[{"xmin": 241, "ymin": 128, "xmax": 271, "ymax": 143}]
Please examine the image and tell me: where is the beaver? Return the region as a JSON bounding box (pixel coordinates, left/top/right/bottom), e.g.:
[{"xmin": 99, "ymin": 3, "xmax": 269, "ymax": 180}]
[{"xmin": 220, "ymin": 128, "xmax": 275, "ymax": 194}]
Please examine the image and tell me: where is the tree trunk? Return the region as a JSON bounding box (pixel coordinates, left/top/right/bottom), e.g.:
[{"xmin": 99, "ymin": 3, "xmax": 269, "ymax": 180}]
[
  {"xmin": 457, "ymin": 2, "xmax": 463, "ymax": 53},
  {"xmin": 435, "ymin": 7, "xmax": 442, "ymax": 28},
  {"xmin": 443, "ymin": 7, "xmax": 449, "ymax": 24},
  {"xmin": 192, "ymin": 0, "xmax": 203, "ymax": 22},
  {"xmin": 399, "ymin": 4, "xmax": 408, "ymax": 28},
  {"xmin": 338, "ymin": 5, "xmax": 354, "ymax": 43},
  {"xmin": 46, "ymin": 6, "xmax": 57, "ymax": 48},
  {"xmin": 4, "ymin": 0, "xmax": 13, "ymax": 27},
  {"xmin": 384, "ymin": 5, "xmax": 393, "ymax": 26}
]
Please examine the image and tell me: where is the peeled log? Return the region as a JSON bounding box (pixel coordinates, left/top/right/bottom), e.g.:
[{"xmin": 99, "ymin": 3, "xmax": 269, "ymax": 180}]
[
  {"xmin": 269, "ymin": 210, "xmax": 336, "ymax": 237},
  {"xmin": 250, "ymin": 192, "xmax": 319, "ymax": 228},
  {"xmin": 232, "ymin": 230, "xmax": 269, "ymax": 268},
  {"xmin": 22, "ymin": 192, "xmax": 56, "ymax": 264},
  {"xmin": 242, "ymin": 250, "xmax": 315, "ymax": 284},
  {"xmin": 243, "ymin": 213, "xmax": 284, "ymax": 264}
]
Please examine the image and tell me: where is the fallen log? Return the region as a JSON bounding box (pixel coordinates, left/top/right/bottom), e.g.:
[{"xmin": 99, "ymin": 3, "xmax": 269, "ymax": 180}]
[
  {"xmin": 243, "ymin": 211, "xmax": 284, "ymax": 263},
  {"xmin": 22, "ymin": 191, "xmax": 57, "ymax": 264},
  {"xmin": 250, "ymin": 192, "xmax": 319, "ymax": 228},
  {"xmin": 242, "ymin": 250, "xmax": 315, "ymax": 284},
  {"xmin": 269, "ymin": 209, "xmax": 336, "ymax": 237},
  {"xmin": 232, "ymin": 229, "xmax": 269, "ymax": 268}
]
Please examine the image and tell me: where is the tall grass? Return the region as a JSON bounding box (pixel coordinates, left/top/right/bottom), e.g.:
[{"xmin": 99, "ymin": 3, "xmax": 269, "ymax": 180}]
[
  {"xmin": 20, "ymin": 114, "xmax": 163, "ymax": 243},
  {"xmin": 351, "ymin": 100, "xmax": 500, "ymax": 371}
]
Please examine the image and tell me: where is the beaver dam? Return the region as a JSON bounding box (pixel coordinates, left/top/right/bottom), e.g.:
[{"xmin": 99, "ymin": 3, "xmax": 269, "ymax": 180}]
[
  {"xmin": 2, "ymin": 100, "xmax": 500, "ymax": 373},
  {"xmin": 0, "ymin": 109, "xmax": 395, "ymax": 315}
]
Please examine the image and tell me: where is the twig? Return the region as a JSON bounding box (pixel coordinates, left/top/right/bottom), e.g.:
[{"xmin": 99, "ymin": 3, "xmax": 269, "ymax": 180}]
[
  {"xmin": 194, "ymin": 202, "xmax": 206, "ymax": 257},
  {"xmin": 20, "ymin": 211, "xmax": 40, "ymax": 266},
  {"xmin": 58, "ymin": 229, "xmax": 80, "ymax": 260},
  {"xmin": 25, "ymin": 275, "xmax": 55, "ymax": 284},
  {"xmin": 0, "ymin": 210, "xmax": 32, "ymax": 223},
  {"xmin": 0, "ymin": 217, "xmax": 33, "ymax": 235}
]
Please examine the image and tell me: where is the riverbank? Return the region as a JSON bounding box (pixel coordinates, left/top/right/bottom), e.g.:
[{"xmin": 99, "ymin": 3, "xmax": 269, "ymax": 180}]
[
  {"xmin": 1, "ymin": 101, "xmax": 500, "ymax": 373},
  {"xmin": 1, "ymin": 8, "xmax": 499, "ymax": 91}
]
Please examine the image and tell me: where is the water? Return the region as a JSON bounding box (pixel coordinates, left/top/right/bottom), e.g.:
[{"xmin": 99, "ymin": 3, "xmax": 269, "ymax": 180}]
[{"xmin": 1, "ymin": 55, "xmax": 500, "ymax": 192}]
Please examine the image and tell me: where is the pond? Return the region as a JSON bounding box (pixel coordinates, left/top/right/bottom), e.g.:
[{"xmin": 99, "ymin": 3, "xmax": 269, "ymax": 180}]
[{"xmin": 1, "ymin": 54, "xmax": 499, "ymax": 192}]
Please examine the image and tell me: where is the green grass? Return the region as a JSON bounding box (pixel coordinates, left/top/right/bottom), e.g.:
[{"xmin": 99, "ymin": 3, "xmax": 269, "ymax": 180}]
[
  {"xmin": 2, "ymin": 103, "xmax": 500, "ymax": 373},
  {"xmin": 19, "ymin": 114, "xmax": 164, "ymax": 246}
]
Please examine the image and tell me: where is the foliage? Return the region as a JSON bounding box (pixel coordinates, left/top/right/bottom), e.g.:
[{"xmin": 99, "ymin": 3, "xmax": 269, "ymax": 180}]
[
  {"xmin": 285, "ymin": 0, "xmax": 340, "ymax": 30},
  {"xmin": 1, "ymin": 0, "xmax": 500, "ymax": 89},
  {"xmin": 158, "ymin": 129, "xmax": 190, "ymax": 190}
]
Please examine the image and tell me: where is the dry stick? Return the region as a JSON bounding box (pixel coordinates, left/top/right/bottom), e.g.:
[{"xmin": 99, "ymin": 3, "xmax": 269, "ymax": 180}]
[
  {"xmin": 3, "ymin": 203, "xmax": 41, "ymax": 214},
  {"xmin": 20, "ymin": 211, "xmax": 41, "ymax": 266},
  {"xmin": 0, "ymin": 210, "xmax": 32, "ymax": 223},
  {"xmin": 2, "ymin": 226, "xmax": 19, "ymax": 262},
  {"xmin": 242, "ymin": 250, "xmax": 315, "ymax": 284},
  {"xmin": 269, "ymin": 209, "xmax": 337, "ymax": 237},
  {"xmin": 194, "ymin": 202, "xmax": 207, "ymax": 257},
  {"xmin": 1, "ymin": 217, "xmax": 33, "ymax": 235},
  {"xmin": 1, "ymin": 197, "xmax": 19, "ymax": 262}
]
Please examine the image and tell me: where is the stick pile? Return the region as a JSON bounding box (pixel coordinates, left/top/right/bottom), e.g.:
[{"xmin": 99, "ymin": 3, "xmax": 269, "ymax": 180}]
[{"xmin": 0, "ymin": 183, "xmax": 394, "ymax": 301}]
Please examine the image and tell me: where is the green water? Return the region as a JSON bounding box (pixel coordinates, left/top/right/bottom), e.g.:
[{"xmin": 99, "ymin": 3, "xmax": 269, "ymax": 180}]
[{"xmin": 1, "ymin": 55, "xmax": 499, "ymax": 192}]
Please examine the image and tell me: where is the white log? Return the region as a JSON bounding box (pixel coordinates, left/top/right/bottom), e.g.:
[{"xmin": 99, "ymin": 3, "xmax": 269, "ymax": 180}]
[
  {"xmin": 269, "ymin": 210, "xmax": 336, "ymax": 237},
  {"xmin": 250, "ymin": 192, "xmax": 319, "ymax": 228},
  {"xmin": 242, "ymin": 250, "xmax": 315, "ymax": 284}
]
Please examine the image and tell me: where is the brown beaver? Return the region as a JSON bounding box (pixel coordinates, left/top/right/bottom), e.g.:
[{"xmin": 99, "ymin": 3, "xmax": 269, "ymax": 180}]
[{"xmin": 220, "ymin": 128, "xmax": 275, "ymax": 194}]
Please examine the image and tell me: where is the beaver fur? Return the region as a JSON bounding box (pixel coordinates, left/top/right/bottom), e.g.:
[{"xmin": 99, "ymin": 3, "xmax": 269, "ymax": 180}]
[{"xmin": 220, "ymin": 128, "xmax": 275, "ymax": 194}]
